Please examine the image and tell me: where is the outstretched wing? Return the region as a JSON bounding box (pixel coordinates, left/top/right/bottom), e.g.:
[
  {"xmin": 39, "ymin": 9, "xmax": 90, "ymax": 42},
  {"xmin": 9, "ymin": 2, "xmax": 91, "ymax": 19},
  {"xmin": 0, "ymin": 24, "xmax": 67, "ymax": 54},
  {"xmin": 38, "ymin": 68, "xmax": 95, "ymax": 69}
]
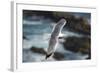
[
  {"xmin": 51, "ymin": 19, "xmax": 66, "ymax": 38},
  {"xmin": 46, "ymin": 19, "xmax": 66, "ymax": 59}
]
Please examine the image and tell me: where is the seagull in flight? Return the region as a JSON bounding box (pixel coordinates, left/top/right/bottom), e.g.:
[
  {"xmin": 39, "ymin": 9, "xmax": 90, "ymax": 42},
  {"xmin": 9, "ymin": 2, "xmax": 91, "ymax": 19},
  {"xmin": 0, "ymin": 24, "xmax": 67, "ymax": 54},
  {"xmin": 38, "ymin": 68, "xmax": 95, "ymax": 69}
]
[{"xmin": 45, "ymin": 18, "xmax": 66, "ymax": 60}]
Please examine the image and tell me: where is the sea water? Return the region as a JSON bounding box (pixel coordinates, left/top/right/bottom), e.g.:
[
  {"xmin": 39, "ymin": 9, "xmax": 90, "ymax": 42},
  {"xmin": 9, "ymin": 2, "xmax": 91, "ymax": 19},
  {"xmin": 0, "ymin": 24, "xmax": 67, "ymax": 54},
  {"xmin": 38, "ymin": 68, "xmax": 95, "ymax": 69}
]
[{"xmin": 23, "ymin": 16, "xmax": 88, "ymax": 62}]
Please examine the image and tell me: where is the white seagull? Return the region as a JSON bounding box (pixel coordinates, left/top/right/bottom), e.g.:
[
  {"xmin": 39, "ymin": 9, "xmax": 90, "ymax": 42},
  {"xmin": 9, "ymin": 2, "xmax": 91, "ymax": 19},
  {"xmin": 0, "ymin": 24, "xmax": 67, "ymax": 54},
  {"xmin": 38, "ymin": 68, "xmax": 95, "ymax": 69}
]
[{"xmin": 45, "ymin": 18, "xmax": 66, "ymax": 60}]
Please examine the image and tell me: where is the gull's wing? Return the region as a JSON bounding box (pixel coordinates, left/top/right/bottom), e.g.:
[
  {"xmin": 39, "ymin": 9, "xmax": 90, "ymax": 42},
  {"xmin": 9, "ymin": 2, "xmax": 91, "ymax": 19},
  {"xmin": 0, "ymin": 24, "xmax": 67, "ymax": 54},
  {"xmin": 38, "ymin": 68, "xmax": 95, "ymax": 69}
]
[{"xmin": 46, "ymin": 19, "xmax": 66, "ymax": 59}]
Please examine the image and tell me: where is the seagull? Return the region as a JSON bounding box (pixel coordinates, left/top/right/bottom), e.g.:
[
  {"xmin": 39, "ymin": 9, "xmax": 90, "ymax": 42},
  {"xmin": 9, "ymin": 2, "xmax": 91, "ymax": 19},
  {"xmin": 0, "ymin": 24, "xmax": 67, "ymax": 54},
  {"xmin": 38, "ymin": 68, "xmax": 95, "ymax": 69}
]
[{"xmin": 45, "ymin": 18, "xmax": 66, "ymax": 60}]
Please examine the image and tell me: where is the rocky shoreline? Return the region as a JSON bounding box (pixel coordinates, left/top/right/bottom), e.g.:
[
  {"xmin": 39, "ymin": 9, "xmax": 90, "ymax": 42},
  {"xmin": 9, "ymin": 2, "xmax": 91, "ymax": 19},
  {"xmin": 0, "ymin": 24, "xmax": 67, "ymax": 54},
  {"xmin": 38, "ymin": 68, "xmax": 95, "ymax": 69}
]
[
  {"xmin": 23, "ymin": 10, "xmax": 91, "ymax": 61},
  {"xmin": 30, "ymin": 46, "xmax": 65, "ymax": 60},
  {"xmin": 63, "ymin": 37, "xmax": 91, "ymax": 59},
  {"xmin": 23, "ymin": 10, "xmax": 91, "ymax": 35}
]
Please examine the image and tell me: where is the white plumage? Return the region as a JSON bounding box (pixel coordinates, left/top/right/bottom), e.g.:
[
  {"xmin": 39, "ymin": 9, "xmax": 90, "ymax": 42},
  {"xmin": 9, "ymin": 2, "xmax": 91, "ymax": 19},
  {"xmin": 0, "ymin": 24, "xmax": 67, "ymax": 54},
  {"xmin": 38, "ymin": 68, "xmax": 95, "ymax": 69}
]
[{"xmin": 45, "ymin": 18, "xmax": 66, "ymax": 60}]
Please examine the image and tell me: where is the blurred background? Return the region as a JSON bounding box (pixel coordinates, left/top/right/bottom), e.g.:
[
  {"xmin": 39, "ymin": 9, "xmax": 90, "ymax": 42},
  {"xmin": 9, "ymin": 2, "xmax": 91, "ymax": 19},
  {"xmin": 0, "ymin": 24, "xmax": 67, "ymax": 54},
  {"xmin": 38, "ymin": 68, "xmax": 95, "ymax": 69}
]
[{"xmin": 23, "ymin": 10, "xmax": 91, "ymax": 62}]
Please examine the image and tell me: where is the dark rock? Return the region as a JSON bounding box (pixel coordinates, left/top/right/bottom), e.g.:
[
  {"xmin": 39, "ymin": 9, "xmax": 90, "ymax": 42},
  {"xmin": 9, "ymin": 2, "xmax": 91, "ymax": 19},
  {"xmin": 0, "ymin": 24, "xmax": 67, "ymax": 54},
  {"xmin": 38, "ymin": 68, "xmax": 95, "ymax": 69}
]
[
  {"xmin": 30, "ymin": 46, "xmax": 47, "ymax": 55},
  {"xmin": 63, "ymin": 37, "xmax": 91, "ymax": 58},
  {"xmin": 52, "ymin": 12, "xmax": 91, "ymax": 35},
  {"xmin": 64, "ymin": 16, "xmax": 90, "ymax": 35},
  {"xmin": 30, "ymin": 47, "xmax": 65, "ymax": 60},
  {"xmin": 53, "ymin": 52, "xmax": 65, "ymax": 60}
]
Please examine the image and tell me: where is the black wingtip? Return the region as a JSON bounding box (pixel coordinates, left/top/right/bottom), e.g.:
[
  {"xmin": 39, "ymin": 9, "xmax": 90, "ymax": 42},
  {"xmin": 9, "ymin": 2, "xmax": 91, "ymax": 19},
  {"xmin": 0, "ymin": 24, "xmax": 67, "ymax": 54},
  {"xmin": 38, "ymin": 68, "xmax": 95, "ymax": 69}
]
[{"xmin": 45, "ymin": 53, "xmax": 52, "ymax": 60}]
